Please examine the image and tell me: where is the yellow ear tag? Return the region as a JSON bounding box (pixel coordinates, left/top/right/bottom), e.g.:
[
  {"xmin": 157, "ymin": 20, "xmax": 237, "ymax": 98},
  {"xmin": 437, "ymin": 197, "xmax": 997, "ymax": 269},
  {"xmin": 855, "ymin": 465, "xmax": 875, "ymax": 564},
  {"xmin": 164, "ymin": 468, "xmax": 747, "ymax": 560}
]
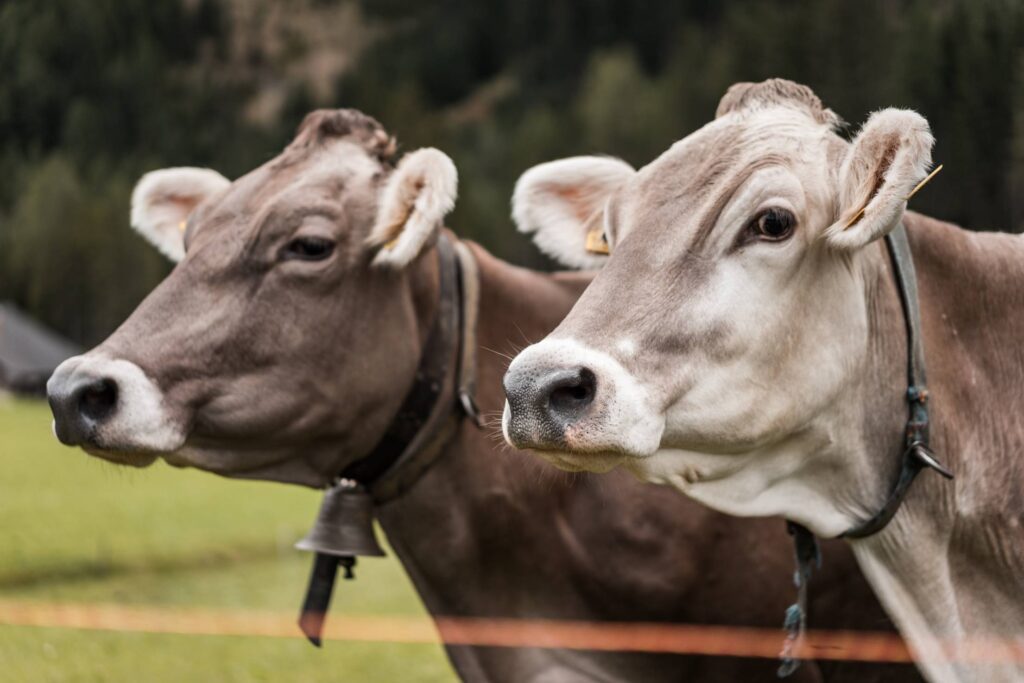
[
  {"xmin": 178, "ymin": 220, "xmax": 187, "ymax": 233},
  {"xmin": 585, "ymin": 228, "xmax": 611, "ymax": 255},
  {"xmin": 843, "ymin": 164, "xmax": 943, "ymax": 230}
]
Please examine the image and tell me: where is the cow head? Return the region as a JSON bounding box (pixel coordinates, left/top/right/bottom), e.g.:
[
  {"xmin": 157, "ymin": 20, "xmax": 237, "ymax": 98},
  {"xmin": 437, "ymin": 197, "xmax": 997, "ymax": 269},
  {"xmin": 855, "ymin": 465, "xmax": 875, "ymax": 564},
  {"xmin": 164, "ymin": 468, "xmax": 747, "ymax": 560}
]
[
  {"xmin": 47, "ymin": 110, "xmax": 458, "ymax": 487},
  {"xmin": 502, "ymin": 80, "xmax": 934, "ymax": 533}
]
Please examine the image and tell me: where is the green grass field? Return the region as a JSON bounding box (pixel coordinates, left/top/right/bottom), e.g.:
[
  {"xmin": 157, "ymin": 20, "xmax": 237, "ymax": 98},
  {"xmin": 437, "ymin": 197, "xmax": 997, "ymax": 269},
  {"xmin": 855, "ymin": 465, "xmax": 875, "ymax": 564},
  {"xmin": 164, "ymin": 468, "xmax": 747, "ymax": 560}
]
[{"xmin": 0, "ymin": 398, "xmax": 456, "ymax": 682}]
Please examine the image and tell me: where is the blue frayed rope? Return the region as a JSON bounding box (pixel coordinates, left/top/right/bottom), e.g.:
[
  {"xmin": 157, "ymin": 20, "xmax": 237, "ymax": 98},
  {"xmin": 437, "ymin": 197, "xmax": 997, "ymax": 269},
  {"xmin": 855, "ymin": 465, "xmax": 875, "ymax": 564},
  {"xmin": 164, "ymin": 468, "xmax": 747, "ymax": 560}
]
[{"xmin": 777, "ymin": 522, "xmax": 821, "ymax": 678}]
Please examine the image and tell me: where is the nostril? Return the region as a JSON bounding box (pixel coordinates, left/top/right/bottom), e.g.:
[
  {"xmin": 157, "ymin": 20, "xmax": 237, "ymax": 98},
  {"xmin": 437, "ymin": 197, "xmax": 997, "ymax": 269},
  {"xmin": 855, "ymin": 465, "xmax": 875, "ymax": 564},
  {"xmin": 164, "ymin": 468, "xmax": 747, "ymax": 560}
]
[
  {"xmin": 78, "ymin": 379, "xmax": 118, "ymax": 421},
  {"xmin": 547, "ymin": 367, "xmax": 597, "ymax": 416},
  {"xmin": 555, "ymin": 384, "xmax": 590, "ymax": 402}
]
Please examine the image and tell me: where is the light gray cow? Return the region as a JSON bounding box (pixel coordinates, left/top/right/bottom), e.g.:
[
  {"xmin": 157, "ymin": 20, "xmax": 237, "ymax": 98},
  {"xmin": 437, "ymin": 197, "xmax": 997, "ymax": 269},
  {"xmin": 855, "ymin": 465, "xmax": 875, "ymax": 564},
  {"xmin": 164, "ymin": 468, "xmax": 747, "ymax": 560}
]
[{"xmin": 503, "ymin": 80, "xmax": 1024, "ymax": 682}]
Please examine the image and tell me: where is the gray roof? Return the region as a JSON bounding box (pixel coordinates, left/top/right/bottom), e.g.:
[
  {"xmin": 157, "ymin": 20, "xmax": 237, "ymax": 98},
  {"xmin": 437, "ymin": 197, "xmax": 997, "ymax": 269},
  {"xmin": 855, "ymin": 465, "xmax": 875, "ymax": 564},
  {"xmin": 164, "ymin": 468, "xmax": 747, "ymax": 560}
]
[{"xmin": 0, "ymin": 303, "xmax": 81, "ymax": 384}]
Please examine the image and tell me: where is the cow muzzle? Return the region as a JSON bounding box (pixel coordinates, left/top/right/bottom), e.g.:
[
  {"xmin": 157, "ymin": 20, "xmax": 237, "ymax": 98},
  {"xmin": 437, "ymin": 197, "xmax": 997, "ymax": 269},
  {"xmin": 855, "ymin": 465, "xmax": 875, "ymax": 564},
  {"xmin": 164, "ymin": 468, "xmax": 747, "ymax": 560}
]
[
  {"xmin": 47, "ymin": 354, "xmax": 185, "ymax": 461},
  {"xmin": 501, "ymin": 338, "xmax": 664, "ymax": 468}
]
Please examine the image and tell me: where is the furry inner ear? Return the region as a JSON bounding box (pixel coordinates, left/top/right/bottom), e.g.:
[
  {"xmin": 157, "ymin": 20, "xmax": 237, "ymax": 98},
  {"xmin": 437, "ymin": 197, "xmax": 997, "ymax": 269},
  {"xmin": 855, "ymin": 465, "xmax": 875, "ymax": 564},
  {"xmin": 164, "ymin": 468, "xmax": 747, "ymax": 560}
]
[
  {"xmin": 368, "ymin": 148, "xmax": 458, "ymax": 269},
  {"xmin": 130, "ymin": 167, "xmax": 230, "ymax": 262},
  {"xmin": 511, "ymin": 156, "xmax": 634, "ymax": 270},
  {"xmin": 825, "ymin": 108, "xmax": 934, "ymax": 250}
]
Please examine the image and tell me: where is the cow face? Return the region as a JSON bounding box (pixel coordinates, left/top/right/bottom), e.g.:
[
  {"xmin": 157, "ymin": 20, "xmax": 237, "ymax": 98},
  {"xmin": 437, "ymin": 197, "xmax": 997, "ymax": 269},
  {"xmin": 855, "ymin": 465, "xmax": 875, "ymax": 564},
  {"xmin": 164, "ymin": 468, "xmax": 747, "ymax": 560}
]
[
  {"xmin": 502, "ymin": 80, "xmax": 933, "ymax": 530},
  {"xmin": 47, "ymin": 110, "xmax": 458, "ymax": 487}
]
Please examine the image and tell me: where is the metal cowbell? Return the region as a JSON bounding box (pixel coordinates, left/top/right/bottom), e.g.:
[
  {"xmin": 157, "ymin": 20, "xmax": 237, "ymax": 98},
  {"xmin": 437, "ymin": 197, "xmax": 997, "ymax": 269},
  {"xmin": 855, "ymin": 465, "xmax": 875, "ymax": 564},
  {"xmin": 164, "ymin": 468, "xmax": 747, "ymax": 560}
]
[
  {"xmin": 295, "ymin": 481, "xmax": 386, "ymax": 647},
  {"xmin": 296, "ymin": 483, "xmax": 386, "ymax": 558}
]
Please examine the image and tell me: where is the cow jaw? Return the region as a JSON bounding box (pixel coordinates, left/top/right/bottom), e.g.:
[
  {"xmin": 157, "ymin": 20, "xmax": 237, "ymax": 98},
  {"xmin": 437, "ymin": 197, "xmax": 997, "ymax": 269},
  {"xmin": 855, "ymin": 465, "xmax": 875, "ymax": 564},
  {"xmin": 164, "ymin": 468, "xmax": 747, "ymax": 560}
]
[
  {"xmin": 46, "ymin": 350, "xmax": 341, "ymax": 486},
  {"xmin": 623, "ymin": 429, "xmax": 866, "ymax": 538},
  {"xmin": 501, "ymin": 326, "xmax": 872, "ymax": 537},
  {"xmin": 162, "ymin": 444, "xmax": 334, "ymax": 487}
]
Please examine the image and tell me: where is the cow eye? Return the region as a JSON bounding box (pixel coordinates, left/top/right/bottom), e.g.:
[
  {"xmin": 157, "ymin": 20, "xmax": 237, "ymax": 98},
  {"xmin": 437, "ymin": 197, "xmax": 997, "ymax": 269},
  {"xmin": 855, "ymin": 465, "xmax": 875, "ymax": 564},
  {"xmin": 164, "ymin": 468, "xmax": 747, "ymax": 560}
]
[
  {"xmin": 283, "ymin": 236, "xmax": 335, "ymax": 261},
  {"xmin": 750, "ymin": 208, "xmax": 795, "ymax": 241}
]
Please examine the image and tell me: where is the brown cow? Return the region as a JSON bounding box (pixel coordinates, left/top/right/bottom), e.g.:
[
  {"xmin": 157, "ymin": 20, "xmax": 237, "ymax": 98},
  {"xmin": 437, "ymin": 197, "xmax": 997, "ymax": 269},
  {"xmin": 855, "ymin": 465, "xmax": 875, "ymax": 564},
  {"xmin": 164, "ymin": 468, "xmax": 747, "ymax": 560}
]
[
  {"xmin": 47, "ymin": 109, "xmax": 918, "ymax": 681},
  {"xmin": 503, "ymin": 80, "xmax": 1024, "ymax": 682}
]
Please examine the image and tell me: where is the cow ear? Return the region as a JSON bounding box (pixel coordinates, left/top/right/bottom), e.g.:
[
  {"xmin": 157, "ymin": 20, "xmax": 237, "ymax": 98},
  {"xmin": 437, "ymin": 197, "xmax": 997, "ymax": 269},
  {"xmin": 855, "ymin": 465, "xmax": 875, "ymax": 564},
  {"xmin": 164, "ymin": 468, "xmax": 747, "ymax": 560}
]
[
  {"xmin": 131, "ymin": 167, "xmax": 230, "ymax": 262},
  {"xmin": 368, "ymin": 148, "xmax": 458, "ymax": 268},
  {"xmin": 512, "ymin": 156, "xmax": 634, "ymax": 269},
  {"xmin": 826, "ymin": 109, "xmax": 934, "ymax": 250}
]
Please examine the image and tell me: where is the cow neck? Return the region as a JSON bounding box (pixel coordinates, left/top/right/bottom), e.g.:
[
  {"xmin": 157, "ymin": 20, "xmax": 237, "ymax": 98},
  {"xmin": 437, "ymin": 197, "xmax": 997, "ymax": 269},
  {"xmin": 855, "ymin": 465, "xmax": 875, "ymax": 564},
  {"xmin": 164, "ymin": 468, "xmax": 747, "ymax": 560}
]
[
  {"xmin": 779, "ymin": 223, "xmax": 956, "ymax": 676},
  {"xmin": 294, "ymin": 232, "xmax": 481, "ymax": 647},
  {"xmin": 339, "ymin": 231, "xmax": 481, "ymax": 501}
]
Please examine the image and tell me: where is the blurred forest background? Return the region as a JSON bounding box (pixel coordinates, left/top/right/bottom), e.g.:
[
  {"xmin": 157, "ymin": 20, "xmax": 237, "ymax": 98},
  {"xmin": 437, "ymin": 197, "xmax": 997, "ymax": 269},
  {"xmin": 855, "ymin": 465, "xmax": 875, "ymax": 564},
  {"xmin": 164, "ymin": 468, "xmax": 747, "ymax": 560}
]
[{"xmin": 1, "ymin": 0, "xmax": 1022, "ymax": 347}]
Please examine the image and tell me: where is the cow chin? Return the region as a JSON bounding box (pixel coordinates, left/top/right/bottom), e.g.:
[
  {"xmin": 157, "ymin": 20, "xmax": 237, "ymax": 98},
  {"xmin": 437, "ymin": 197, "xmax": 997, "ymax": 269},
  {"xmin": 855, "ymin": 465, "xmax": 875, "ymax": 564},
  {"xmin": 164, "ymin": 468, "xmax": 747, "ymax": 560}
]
[
  {"xmin": 81, "ymin": 446, "xmax": 160, "ymax": 468},
  {"xmin": 623, "ymin": 447, "xmax": 754, "ymax": 490},
  {"xmin": 162, "ymin": 445, "xmax": 334, "ymax": 488},
  {"xmin": 530, "ymin": 449, "xmax": 628, "ymax": 474}
]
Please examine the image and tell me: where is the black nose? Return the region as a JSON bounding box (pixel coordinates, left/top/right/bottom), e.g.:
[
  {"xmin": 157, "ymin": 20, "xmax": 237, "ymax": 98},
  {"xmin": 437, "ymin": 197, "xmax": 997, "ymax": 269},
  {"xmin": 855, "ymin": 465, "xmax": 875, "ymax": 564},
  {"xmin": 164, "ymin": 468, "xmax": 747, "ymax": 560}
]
[
  {"xmin": 504, "ymin": 365, "xmax": 597, "ymax": 448},
  {"xmin": 48, "ymin": 376, "xmax": 120, "ymax": 446}
]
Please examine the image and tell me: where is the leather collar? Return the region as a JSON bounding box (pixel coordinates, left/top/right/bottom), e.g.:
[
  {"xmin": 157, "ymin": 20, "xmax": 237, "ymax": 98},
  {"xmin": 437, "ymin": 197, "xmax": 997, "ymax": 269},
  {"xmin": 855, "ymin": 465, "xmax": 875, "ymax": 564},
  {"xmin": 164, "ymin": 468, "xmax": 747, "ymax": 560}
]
[
  {"xmin": 338, "ymin": 231, "xmax": 481, "ymax": 502},
  {"xmin": 841, "ymin": 223, "xmax": 953, "ymax": 539}
]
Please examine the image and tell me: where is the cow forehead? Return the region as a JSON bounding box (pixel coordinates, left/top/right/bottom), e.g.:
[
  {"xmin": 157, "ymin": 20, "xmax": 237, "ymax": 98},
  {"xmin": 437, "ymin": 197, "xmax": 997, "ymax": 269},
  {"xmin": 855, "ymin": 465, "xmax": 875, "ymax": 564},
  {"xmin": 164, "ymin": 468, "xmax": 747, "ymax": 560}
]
[
  {"xmin": 634, "ymin": 108, "xmax": 843, "ymax": 210},
  {"xmin": 189, "ymin": 140, "xmax": 383, "ymax": 243},
  {"xmin": 229, "ymin": 141, "xmax": 380, "ymax": 217},
  {"xmin": 623, "ymin": 109, "xmax": 844, "ymax": 240}
]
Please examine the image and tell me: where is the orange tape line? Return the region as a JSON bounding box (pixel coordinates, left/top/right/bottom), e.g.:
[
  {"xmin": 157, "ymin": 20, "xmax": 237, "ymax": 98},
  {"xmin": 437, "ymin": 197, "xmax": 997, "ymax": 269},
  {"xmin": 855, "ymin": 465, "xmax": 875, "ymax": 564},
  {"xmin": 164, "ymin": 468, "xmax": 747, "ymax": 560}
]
[{"xmin": 2, "ymin": 600, "xmax": 1023, "ymax": 664}]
